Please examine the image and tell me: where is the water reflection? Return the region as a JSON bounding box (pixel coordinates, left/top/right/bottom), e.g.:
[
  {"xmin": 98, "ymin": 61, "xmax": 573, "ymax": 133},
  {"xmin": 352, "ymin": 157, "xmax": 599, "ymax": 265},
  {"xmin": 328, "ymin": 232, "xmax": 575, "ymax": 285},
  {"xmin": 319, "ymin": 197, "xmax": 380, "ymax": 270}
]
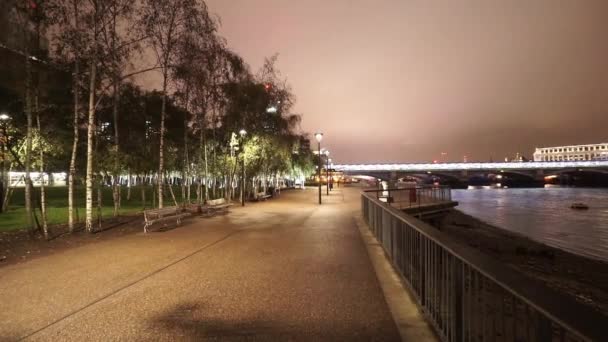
[{"xmin": 452, "ymin": 187, "xmax": 608, "ymax": 261}]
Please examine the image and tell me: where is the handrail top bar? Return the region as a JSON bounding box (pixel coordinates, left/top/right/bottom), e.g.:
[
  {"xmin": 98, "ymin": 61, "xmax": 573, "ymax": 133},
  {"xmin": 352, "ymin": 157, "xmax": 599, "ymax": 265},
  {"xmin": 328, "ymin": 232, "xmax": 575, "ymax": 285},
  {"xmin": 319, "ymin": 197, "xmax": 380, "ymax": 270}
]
[
  {"xmin": 362, "ymin": 192, "xmax": 608, "ymax": 341},
  {"xmin": 363, "ymin": 186, "xmax": 450, "ymax": 192}
]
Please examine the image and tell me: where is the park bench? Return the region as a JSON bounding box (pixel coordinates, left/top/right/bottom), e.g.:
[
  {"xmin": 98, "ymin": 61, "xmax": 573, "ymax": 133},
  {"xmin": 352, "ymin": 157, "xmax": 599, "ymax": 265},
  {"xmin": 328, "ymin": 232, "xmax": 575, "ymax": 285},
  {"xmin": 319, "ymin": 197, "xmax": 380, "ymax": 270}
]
[
  {"xmin": 183, "ymin": 203, "xmax": 202, "ymax": 214},
  {"xmin": 143, "ymin": 206, "xmax": 190, "ymax": 233},
  {"xmin": 256, "ymin": 191, "xmax": 271, "ymax": 201},
  {"xmin": 202, "ymin": 198, "xmax": 233, "ymax": 216}
]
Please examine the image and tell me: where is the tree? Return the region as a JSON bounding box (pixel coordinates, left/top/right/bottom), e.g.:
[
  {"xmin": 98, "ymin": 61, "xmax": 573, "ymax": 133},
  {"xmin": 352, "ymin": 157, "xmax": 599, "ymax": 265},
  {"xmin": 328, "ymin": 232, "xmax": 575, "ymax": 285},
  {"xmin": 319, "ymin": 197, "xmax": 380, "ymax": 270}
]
[
  {"xmin": 140, "ymin": 0, "xmax": 210, "ymax": 208},
  {"xmin": 99, "ymin": 0, "xmax": 140, "ymax": 217},
  {"xmin": 51, "ymin": 0, "xmax": 88, "ymax": 232}
]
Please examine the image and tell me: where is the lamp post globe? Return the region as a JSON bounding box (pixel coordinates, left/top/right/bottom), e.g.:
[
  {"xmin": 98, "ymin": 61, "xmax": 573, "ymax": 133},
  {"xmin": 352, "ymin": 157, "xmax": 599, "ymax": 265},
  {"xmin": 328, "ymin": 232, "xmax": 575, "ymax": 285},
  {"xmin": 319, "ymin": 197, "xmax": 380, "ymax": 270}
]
[{"xmin": 314, "ymin": 132, "xmax": 323, "ymax": 143}]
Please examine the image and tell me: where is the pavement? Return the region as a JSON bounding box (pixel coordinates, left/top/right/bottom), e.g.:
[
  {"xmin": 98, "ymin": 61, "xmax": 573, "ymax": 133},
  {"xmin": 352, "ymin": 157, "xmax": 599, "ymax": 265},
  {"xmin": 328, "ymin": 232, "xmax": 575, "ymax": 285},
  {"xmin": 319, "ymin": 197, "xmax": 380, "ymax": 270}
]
[{"xmin": 0, "ymin": 185, "xmax": 434, "ymax": 341}]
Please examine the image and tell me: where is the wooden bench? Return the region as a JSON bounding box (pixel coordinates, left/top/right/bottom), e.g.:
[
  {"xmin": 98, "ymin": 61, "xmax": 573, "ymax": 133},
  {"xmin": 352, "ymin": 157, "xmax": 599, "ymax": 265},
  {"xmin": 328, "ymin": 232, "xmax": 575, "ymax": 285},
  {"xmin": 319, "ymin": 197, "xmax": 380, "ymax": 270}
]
[
  {"xmin": 202, "ymin": 198, "xmax": 233, "ymax": 216},
  {"xmin": 183, "ymin": 203, "xmax": 202, "ymax": 214},
  {"xmin": 256, "ymin": 191, "xmax": 271, "ymax": 201},
  {"xmin": 143, "ymin": 206, "xmax": 190, "ymax": 233}
]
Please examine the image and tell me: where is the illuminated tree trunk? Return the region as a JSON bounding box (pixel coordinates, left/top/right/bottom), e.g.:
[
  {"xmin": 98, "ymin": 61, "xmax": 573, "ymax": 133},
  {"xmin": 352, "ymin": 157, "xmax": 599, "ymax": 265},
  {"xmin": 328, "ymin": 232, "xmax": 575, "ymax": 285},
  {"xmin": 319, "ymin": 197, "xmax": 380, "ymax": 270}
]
[
  {"xmin": 68, "ymin": 59, "xmax": 80, "ymax": 232},
  {"xmin": 127, "ymin": 170, "xmax": 131, "ymax": 201},
  {"xmin": 85, "ymin": 60, "xmax": 97, "ymax": 232},
  {"xmin": 24, "ymin": 48, "xmax": 35, "ymax": 233},
  {"xmin": 36, "ymin": 98, "xmax": 48, "ymax": 239}
]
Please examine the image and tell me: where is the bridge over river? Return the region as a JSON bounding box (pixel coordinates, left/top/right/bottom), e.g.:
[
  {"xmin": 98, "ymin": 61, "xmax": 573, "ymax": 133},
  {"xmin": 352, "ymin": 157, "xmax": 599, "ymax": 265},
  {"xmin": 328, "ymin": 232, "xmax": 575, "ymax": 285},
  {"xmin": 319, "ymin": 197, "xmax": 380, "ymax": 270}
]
[{"xmin": 334, "ymin": 160, "xmax": 608, "ymax": 185}]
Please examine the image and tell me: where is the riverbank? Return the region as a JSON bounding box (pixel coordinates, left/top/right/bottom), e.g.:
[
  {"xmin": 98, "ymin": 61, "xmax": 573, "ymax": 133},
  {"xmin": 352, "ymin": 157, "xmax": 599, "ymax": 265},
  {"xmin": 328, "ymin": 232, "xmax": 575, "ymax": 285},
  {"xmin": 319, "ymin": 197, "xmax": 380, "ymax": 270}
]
[{"xmin": 439, "ymin": 209, "xmax": 608, "ymax": 317}]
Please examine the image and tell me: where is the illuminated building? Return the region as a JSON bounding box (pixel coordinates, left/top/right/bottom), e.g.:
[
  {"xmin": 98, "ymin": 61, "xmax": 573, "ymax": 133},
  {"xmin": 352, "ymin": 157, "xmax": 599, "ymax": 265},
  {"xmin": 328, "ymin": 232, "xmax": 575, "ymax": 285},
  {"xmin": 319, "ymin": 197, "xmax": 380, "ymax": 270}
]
[{"xmin": 533, "ymin": 143, "xmax": 608, "ymax": 162}]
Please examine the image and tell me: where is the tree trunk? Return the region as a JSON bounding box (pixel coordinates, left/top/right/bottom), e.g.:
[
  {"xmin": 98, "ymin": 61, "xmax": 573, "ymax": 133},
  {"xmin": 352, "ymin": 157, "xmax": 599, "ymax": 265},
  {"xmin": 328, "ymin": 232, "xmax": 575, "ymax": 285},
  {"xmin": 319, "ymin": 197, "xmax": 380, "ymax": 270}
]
[
  {"xmin": 24, "ymin": 47, "xmax": 34, "ymax": 233},
  {"xmin": 0, "ymin": 130, "xmax": 6, "ymax": 212},
  {"xmin": 158, "ymin": 72, "xmax": 167, "ymax": 209},
  {"xmin": 127, "ymin": 170, "xmax": 131, "ymax": 201},
  {"xmin": 68, "ymin": 0, "xmax": 80, "ymax": 233},
  {"xmin": 202, "ymin": 122, "xmax": 207, "ymax": 203},
  {"xmin": 167, "ymin": 178, "xmax": 178, "ymax": 207},
  {"xmin": 152, "ymin": 178, "xmax": 156, "ymax": 208},
  {"xmin": 36, "ymin": 97, "xmax": 48, "ymax": 239},
  {"xmin": 97, "ymin": 176, "xmax": 102, "ymax": 229},
  {"xmin": 141, "ymin": 176, "xmax": 146, "ymax": 209},
  {"xmin": 112, "ymin": 80, "xmax": 120, "ymax": 217},
  {"xmin": 85, "ymin": 60, "xmax": 97, "ymax": 232},
  {"xmin": 68, "ymin": 59, "xmax": 80, "ymax": 232},
  {"xmin": 182, "ymin": 112, "xmax": 188, "ymax": 204}
]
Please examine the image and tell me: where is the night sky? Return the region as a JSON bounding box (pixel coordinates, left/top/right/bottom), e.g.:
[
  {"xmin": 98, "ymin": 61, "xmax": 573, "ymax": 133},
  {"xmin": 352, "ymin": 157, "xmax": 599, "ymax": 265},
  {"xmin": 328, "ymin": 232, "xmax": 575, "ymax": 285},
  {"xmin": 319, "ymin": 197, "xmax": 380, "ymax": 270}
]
[{"xmin": 154, "ymin": 1, "xmax": 608, "ymax": 163}]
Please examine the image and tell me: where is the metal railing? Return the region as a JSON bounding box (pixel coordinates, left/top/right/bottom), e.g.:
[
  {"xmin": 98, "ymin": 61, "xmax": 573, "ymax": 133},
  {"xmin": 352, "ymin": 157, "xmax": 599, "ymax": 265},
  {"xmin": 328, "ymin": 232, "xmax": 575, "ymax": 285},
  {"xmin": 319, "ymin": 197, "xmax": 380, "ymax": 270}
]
[
  {"xmin": 367, "ymin": 186, "xmax": 452, "ymax": 210},
  {"xmin": 361, "ymin": 191, "xmax": 607, "ymax": 342}
]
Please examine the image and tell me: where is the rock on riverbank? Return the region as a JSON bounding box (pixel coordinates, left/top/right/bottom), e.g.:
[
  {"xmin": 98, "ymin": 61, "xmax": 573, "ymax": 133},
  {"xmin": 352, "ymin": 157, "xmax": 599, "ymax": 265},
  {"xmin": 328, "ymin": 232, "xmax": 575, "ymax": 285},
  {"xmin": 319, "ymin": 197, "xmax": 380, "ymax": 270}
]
[{"xmin": 439, "ymin": 209, "xmax": 608, "ymax": 317}]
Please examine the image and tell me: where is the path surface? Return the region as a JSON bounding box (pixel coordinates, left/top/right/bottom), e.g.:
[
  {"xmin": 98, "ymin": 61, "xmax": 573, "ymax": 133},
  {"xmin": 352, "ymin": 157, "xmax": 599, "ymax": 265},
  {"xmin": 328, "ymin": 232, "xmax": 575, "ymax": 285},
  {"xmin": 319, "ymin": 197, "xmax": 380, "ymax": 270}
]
[{"xmin": 0, "ymin": 186, "xmax": 406, "ymax": 341}]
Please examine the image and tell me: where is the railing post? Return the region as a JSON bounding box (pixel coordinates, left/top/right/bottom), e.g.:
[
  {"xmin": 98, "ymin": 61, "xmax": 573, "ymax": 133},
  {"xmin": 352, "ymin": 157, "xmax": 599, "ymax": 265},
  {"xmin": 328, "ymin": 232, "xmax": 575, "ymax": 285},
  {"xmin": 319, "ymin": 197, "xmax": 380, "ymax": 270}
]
[
  {"xmin": 453, "ymin": 259, "xmax": 463, "ymax": 342},
  {"xmin": 536, "ymin": 316, "xmax": 552, "ymax": 342}
]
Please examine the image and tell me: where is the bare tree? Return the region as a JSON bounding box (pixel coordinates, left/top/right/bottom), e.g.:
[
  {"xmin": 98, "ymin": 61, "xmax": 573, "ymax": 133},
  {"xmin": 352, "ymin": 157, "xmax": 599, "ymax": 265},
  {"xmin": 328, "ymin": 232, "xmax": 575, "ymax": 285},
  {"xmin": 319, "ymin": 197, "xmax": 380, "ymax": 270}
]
[
  {"xmin": 51, "ymin": 0, "xmax": 88, "ymax": 232},
  {"xmin": 141, "ymin": 0, "xmax": 210, "ymax": 208}
]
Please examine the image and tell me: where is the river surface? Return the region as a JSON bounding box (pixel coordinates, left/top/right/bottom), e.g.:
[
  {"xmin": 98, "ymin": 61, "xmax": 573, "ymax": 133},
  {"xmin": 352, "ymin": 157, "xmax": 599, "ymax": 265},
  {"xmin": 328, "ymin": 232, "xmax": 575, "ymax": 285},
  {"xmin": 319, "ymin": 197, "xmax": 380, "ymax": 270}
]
[{"xmin": 452, "ymin": 187, "xmax": 608, "ymax": 262}]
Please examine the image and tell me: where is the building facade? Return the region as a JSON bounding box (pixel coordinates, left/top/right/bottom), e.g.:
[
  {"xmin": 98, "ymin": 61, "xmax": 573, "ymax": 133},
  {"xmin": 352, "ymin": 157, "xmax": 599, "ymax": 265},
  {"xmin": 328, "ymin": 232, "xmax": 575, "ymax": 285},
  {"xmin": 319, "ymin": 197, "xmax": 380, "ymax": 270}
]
[{"xmin": 533, "ymin": 143, "xmax": 608, "ymax": 162}]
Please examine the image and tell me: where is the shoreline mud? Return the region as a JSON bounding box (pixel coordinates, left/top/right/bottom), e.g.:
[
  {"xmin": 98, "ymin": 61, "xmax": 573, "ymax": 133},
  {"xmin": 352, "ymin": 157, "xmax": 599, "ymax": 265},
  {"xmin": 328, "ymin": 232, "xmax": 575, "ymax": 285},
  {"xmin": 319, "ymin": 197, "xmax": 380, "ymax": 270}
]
[{"xmin": 438, "ymin": 209, "xmax": 608, "ymax": 316}]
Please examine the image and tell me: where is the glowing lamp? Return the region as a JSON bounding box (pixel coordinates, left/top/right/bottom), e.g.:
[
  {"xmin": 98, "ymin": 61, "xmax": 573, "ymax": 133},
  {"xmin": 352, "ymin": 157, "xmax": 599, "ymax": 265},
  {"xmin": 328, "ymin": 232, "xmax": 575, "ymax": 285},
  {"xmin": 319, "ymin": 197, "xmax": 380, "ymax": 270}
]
[{"xmin": 314, "ymin": 132, "xmax": 323, "ymax": 143}]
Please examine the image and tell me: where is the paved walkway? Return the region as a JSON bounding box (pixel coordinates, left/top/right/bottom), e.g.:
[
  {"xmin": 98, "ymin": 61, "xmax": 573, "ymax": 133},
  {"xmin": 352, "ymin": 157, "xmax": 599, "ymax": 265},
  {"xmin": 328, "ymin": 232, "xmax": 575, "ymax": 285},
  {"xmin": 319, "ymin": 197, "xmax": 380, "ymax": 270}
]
[{"xmin": 0, "ymin": 186, "xmax": 430, "ymax": 341}]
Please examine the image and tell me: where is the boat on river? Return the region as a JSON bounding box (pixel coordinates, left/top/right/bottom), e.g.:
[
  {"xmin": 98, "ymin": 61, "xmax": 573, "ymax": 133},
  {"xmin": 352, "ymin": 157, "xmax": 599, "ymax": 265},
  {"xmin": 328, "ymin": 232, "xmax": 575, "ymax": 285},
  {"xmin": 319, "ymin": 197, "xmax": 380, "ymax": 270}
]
[{"xmin": 570, "ymin": 203, "xmax": 589, "ymax": 210}]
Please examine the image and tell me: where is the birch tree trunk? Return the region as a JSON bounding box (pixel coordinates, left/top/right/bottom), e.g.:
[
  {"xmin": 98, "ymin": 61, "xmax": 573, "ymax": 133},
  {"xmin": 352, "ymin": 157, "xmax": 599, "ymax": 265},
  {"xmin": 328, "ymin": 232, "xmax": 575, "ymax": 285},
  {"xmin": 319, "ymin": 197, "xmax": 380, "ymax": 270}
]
[
  {"xmin": 85, "ymin": 60, "xmax": 97, "ymax": 232},
  {"xmin": 158, "ymin": 72, "xmax": 167, "ymax": 208},
  {"xmin": 112, "ymin": 80, "xmax": 120, "ymax": 216},
  {"xmin": 24, "ymin": 45, "xmax": 34, "ymax": 233},
  {"xmin": 68, "ymin": 0, "xmax": 80, "ymax": 233},
  {"xmin": 68, "ymin": 59, "xmax": 80, "ymax": 232},
  {"xmin": 36, "ymin": 98, "xmax": 48, "ymax": 239},
  {"xmin": 127, "ymin": 170, "xmax": 131, "ymax": 201},
  {"xmin": 182, "ymin": 107, "xmax": 188, "ymax": 203}
]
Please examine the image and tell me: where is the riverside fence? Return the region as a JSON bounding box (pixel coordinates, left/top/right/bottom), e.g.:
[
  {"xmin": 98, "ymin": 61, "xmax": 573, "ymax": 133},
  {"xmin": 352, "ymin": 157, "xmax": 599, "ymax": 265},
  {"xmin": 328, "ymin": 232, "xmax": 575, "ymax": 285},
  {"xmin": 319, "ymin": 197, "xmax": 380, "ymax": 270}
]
[
  {"xmin": 361, "ymin": 188, "xmax": 607, "ymax": 342},
  {"xmin": 367, "ymin": 186, "xmax": 452, "ymax": 210}
]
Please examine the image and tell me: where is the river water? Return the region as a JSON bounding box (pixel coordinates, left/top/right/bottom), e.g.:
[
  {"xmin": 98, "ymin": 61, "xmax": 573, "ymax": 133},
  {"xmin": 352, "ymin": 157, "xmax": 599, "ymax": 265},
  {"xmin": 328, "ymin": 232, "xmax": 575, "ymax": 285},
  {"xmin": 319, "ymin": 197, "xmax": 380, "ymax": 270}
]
[{"xmin": 452, "ymin": 187, "xmax": 608, "ymax": 262}]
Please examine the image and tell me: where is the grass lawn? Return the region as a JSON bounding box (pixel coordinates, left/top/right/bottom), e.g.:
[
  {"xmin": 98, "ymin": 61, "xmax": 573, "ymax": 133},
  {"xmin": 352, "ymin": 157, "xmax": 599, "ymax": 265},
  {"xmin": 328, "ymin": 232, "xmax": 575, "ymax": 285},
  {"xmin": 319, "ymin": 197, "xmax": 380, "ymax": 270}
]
[{"xmin": 0, "ymin": 185, "xmax": 183, "ymax": 232}]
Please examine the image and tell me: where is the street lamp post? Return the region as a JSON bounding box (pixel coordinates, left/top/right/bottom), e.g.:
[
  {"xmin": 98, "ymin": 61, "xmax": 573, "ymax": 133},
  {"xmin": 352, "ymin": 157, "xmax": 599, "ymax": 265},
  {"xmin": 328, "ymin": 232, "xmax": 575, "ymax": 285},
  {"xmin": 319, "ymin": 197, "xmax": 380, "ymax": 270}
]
[
  {"xmin": 325, "ymin": 150, "xmax": 330, "ymax": 195},
  {"xmin": 239, "ymin": 129, "xmax": 247, "ymax": 206},
  {"xmin": 314, "ymin": 132, "xmax": 323, "ymax": 204},
  {"xmin": 328, "ymin": 157, "xmax": 332, "ymax": 193}
]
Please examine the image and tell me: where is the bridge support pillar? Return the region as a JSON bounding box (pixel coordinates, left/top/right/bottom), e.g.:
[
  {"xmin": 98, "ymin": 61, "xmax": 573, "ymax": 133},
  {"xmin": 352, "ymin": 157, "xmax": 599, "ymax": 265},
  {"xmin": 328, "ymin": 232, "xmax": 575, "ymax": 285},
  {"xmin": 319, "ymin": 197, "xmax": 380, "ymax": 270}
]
[{"xmin": 535, "ymin": 169, "xmax": 545, "ymax": 181}]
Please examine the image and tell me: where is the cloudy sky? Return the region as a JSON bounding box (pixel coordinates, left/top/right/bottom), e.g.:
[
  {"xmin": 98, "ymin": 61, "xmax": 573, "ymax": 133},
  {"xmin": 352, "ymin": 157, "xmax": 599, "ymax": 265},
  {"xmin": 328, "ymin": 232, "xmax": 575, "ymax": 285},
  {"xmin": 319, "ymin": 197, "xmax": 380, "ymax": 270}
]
[{"xmin": 200, "ymin": 0, "xmax": 608, "ymax": 163}]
